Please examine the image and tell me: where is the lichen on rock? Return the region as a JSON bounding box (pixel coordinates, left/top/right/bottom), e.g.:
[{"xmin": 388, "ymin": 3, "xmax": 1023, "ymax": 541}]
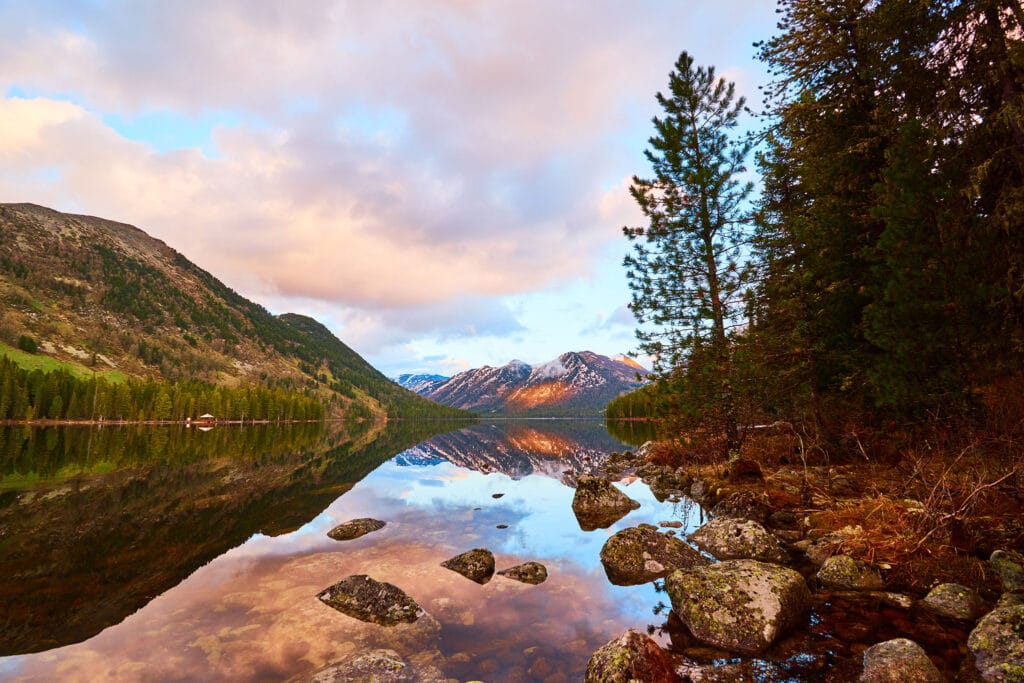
[
  {"xmin": 968, "ymin": 603, "xmax": 1024, "ymax": 682},
  {"xmin": 316, "ymin": 575, "xmax": 423, "ymax": 626},
  {"xmin": 688, "ymin": 517, "xmax": 789, "ymax": 563},
  {"xmin": 584, "ymin": 628, "xmax": 680, "ymax": 683},
  {"xmin": 859, "ymin": 638, "xmax": 945, "ymax": 683},
  {"xmin": 817, "ymin": 555, "xmax": 885, "ymax": 591},
  {"xmin": 921, "ymin": 583, "xmax": 984, "ymax": 622},
  {"xmin": 572, "ymin": 475, "xmax": 641, "ymax": 531},
  {"xmin": 326, "ymin": 518, "xmax": 386, "ymax": 541},
  {"xmin": 665, "ymin": 559, "xmax": 811, "ymax": 655},
  {"xmin": 599, "ymin": 524, "xmax": 709, "ymax": 586},
  {"xmin": 441, "ymin": 548, "xmax": 495, "ymax": 584}
]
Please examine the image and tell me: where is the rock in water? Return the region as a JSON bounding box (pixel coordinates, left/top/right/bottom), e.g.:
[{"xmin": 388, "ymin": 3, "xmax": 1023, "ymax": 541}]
[
  {"xmin": 665, "ymin": 560, "xmax": 811, "ymax": 655},
  {"xmin": 584, "ymin": 628, "xmax": 680, "ymax": 683},
  {"xmin": 571, "ymin": 475, "xmax": 640, "ymax": 531},
  {"xmin": 305, "ymin": 648, "xmax": 447, "ymax": 683},
  {"xmin": 991, "ymin": 549, "xmax": 1024, "ymax": 593},
  {"xmin": 921, "ymin": 583, "xmax": 984, "ymax": 622},
  {"xmin": 441, "ymin": 548, "xmax": 495, "ymax": 584},
  {"xmin": 688, "ymin": 518, "xmax": 789, "ymax": 563},
  {"xmin": 317, "ymin": 575, "xmax": 422, "ymax": 626},
  {"xmin": 859, "ymin": 638, "xmax": 945, "ymax": 683},
  {"xmin": 968, "ymin": 602, "xmax": 1024, "ymax": 682},
  {"xmin": 817, "ymin": 555, "xmax": 885, "ymax": 591},
  {"xmin": 497, "ymin": 561, "xmax": 548, "ymax": 585},
  {"xmin": 600, "ymin": 524, "xmax": 709, "ymax": 586},
  {"xmin": 326, "ymin": 518, "xmax": 386, "ymax": 541}
]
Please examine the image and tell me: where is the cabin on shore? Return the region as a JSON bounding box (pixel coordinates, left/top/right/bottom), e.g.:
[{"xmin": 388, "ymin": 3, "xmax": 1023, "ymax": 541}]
[{"xmin": 194, "ymin": 413, "xmax": 215, "ymax": 425}]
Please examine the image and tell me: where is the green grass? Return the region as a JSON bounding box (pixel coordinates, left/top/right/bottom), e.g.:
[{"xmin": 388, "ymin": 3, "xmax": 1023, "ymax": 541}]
[{"xmin": 0, "ymin": 342, "xmax": 127, "ymax": 383}]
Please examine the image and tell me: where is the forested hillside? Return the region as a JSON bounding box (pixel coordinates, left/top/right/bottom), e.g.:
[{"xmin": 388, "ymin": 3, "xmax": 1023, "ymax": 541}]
[{"xmin": 0, "ymin": 203, "xmax": 468, "ymax": 421}]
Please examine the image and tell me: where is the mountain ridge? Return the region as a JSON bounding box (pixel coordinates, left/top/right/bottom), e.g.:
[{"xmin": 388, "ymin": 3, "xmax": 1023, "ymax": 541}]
[
  {"xmin": 0, "ymin": 203, "xmax": 465, "ymax": 419},
  {"xmin": 395, "ymin": 351, "xmax": 648, "ymax": 415}
]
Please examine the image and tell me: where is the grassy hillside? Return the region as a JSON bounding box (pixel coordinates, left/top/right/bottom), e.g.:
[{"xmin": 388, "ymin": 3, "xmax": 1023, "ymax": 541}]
[{"xmin": 0, "ymin": 203, "xmax": 467, "ymax": 420}]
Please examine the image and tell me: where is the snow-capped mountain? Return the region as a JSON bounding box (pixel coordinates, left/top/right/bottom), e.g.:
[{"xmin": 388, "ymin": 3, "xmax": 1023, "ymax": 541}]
[
  {"xmin": 404, "ymin": 351, "xmax": 648, "ymax": 415},
  {"xmin": 393, "ymin": 373, "xmax": 449, "ymax": 394}
]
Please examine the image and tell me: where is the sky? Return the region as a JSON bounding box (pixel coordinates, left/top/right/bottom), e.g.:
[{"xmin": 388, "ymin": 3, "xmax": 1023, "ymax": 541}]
[{"xmin": 0, "ymin": 0, "xmax": 776, "ymax": 377}]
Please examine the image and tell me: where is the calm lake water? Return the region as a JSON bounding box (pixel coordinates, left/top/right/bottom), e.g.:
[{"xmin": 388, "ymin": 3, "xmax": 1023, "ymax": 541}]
[{"xmin": 0, "ymin": 419, "xmax": 702, "ymax": 681}]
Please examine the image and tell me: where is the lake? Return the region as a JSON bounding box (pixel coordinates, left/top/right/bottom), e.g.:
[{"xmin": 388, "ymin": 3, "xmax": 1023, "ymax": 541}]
[{"xmin": 0, "ymin": 419, "xmax": 702, "ymax": 681}]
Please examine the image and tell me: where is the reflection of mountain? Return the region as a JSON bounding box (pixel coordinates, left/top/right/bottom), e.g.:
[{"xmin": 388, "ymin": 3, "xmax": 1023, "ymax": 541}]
[
  {"xmin": 0, "ymin": 420, "xmax": 465, "ymax": 656},
  {"xmin": 395, "ymin": 420, "xmax": 632, "ymax": 481}
]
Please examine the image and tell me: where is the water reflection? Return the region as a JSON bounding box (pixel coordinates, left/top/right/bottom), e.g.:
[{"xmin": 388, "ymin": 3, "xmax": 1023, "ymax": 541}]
[{"xmin": 0, "ymin": 419, "xmax": 703, "ymax": 681}]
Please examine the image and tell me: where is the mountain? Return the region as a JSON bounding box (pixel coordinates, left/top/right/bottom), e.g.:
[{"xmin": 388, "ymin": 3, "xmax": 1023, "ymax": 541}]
[
  {"xmin": 0, "ymin": 203, "xmax": 465, "ymax": 419},
  {"xmin": 406, "ymin": 351, "xmax": 648, "ymax": 415},
  {"xmin": 394, "ymin": 373, "xmax": 449, "ymax": 394}
]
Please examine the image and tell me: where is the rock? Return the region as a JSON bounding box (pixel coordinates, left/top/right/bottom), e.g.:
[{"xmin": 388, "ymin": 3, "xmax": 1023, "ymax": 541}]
[
  {"xmin": 665, "ymin": 559, "xmax": 812, "ymax": 655},
  {"xmin": 689, "ymin": 478, "xmax": 710, "ymax": 504},
  {"xmin": 688, "ymin": 518, "xmax": 789, "ymax": 564},
  {"xmin": 968, "ymin": 603, "xmax": 1024, "ymax": 682},
  {"xmin": 441, "ymin": 548, "xmax": 495, "ymax": 584},
  {"xmin": 769, "ymin": 510, "xmax": 799, "ymax": 530},
  {"xmin": 305, "ymin": 648, "xmax": 448, "ymax": 683},
  {"xmin": 922, "ymin": 583, "xmax": 985, "ymax": 621},
  {"xmin": 711, "ymin": 491, "xmax": 772, "ymax": 525},
  {"xmin": 831, "ymin": 591, "xmax": 916, "ymax": 610},
  {"xmin": 571, "ymin": 475, "xmax": 641, "ymax": 531},
  {"xmin": 659, "ymin": 521, "xmax": 683, "ymax": 528},
  {"xmin": 584, "ymin": 628, "xmax": 680, "ymax": 683},
  {"xmin": 492, "ymin": 493, "xmax": 505, "ymax": 499},
  {"xmin": 729, "ymin": 458, "xmax": 763, "ymax": 482},
  {"xmin": 859, "ymin": 638, "xmax": 945, "ymax": 682},
  {"xmin": 498, "ymin": 562, "xmax": 548, "ymax": 585},
  {"xmin": 818, "ymin": 555, "xmax": 885, "ymax": 591},
  {"xmin": 991, "ymin": 549, "xmax": 1024, "ymax": 593},
  {"xmin": 599, "ymin": 524, "xmax": 710, "ymax": 586},
  {"xmin": 802, "ymin": 534, "xmax": 841, "ymax": 566},
  {"xmin": 998, "ymin": 593, "xmax": 1024, "ymax": 610},
  {"xmin": 316, "ymin": 575, "xmax": 423, "ymax": 626},
  {"xmin": 326, "ymin": 517, "xmax": 386, "ymax": 541}
]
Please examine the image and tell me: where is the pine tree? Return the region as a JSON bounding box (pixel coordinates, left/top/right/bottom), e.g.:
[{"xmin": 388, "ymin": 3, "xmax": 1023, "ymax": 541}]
[{"xmin": 623, "ymin": 51, "xmax": 753, "ymax": 453}]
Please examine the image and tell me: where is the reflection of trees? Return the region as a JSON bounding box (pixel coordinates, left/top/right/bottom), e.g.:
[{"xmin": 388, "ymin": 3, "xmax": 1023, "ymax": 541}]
[
  {"xmin": 0, "ymin": 419, "xmax": 464, "ymax": 656},
  {"xmin": 604, "ymin": 419, "xmax": 662, "ymax": 447}
]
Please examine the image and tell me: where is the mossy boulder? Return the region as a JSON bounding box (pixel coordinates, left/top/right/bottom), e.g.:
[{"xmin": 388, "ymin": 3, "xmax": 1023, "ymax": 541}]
[
  {"xmin": 441, "ymin": 548, "xmax": 495, "ymax": 584},
  {"xmin": 817, "ymin": 555, "xmax": 885, "ymax": 591},
  {"xmin": 572, "ymin": 475, "xmax": 641, "ymax": 531},
  {"xmin": 497, "ymin": 561, "xmax": 548, "ymax": 585},
  {"xmin": 306, "ymin": 648, "xmax": 447, "ymax": 683},
  {"xmin": 859, "ymin": 638, "xmax": 945, "ymax": 682},
  {"xmin": 688, "ymin": 518, "xmax": 789, "ymax": 564},
  {"xmin": 711, "ymin": 491, "xmax": 772, "ymax": 526},
  {"xmin": 316, "ymin": 575, "xmax": 423, "ymax": 626},
  {"xmin": 326, "ymin": 518, "xmax": 386, "ymax": 541},
  {"xmin": 991, "ymin": 550, "xmax": 1024, "ymax": 593},
  {"xmin": 584, "ymin": 628, "xmax": 680, "ymax": 683},
  {"xmin": 600, "ymin": 524, "xmax": 710, "ymax": 586},
  {"xmin": 665, "ymin": 559, "xmax": 812, "ymax": 655},
  {"xmin": 922, "ymin": 583, "xmax": 985, "ymax": 622},
  {"xmin": 968, "ymin": 603, "xmax": 1024, "ymax": 682}
]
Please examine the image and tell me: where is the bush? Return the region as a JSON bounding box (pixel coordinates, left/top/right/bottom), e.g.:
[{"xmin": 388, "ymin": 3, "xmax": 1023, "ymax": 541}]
[{"xmin": 17, "ymin": 335, "xmax": 37, "ymax": 354}]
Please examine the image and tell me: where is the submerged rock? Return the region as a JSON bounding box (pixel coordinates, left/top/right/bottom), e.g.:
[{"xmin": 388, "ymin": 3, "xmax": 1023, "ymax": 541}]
[
  {"xmin": 306, "ymin": 648, "xmax": 447, "ymax": 683},
  {"xmin": 968, "ymin": 602, "xmax": 1024, "ymax": 682},
  {"xmin": 599, "ymin": 524, "xmax": 709, "ymax": 586},
  {"xmin": 441, "ymin": 548, "xmax": 495, "ymax": 584},
  {"xmin": 584, "ymin": 628, "xmax": 680, "ymax": 683},
  {"xmin": 688, "ymin": 517, "xmax": 789, "ymax": 564},
  {"xmin": 665, "ymin": 559, "xmax": 812, "ymax": 655},
  {"xmin": 316, "ymin": 575, "xmax": 423, "ymax": 626},
  {"xmin": 991, "ymin": 549, "xmax": 1024, "ymax": 593},
  {"xmin": 922, "ymin": 583, "xmax": 984, "ymax": 622},
  {"xmin": 859, "ymin": 638, "xmax": 945, "ymax": 683},
  {"xmin": 817, "ymin": 555, "xmax": 885, "ymax": 591},
  {"xmin": 497, "ymin": 561, "xmax": 548, "ymax": 585},
  {"xmin": 571, "ymin": 475, "xmax": 640, "ymax": 531},
  {"xmin": 326, "ymin": 518, "xmax": 386, "ymax": 541}
]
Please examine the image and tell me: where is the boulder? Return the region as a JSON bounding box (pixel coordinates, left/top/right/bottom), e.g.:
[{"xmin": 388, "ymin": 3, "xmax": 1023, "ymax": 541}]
[
  {"xmin": 688, "ymin": 518, "xmax": 789, "ymax": 564},
  {"xmin": 968, "ymin": 603, "xmax": 1024, "ymax": 682},
  {"xmin": 497, "ymin": 561, "xmax": 548, "ymax": 585},
  {"xmin": 572, "ymin": 475, "xmax": 640, "ymax": 531},
  {"xmin": 584, "ymin": 628, "xmax": 680, "ymax": 683},
  {"xmin": 818, "ymin": 555, "xmax": 885, "ymax": 591},
  {"xmin": 326, "ymin": 518, "xmax": 386, "ymax": 541},
  {"xmin": 991, "ymin": 550, "xmax": 1024, "ymax": 593},
  {"xmin": 441, "ymin": 548, "xmax": 495, "ymax": 584},
  {"xmin": 665, "ymin": 559, "xmax": 812, "ymax": 655},
  {"xmin": 317, "ymin": 575, "xmax": 423, "ymax": 626},
  {"xmin": 728, "ymin": 458, "xmax": 763, "ymax": 482},
  {"xmin": 600, "ymin": 524, "xmax": 710, "ymax": 586},
  {"xmin": 306, "ymin": 649, "xmax": 447, "ymax": 683},
  {"xmin": 859, "ymin": 638, "xmax": 945, "ymax": 683},
  {"xmin": 922, "ymin": 583, "xmax": 985, "ymax": 622},
  {"xmin": 711, "ymin": 491, "xmax": 772, "ymax": 526}
]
